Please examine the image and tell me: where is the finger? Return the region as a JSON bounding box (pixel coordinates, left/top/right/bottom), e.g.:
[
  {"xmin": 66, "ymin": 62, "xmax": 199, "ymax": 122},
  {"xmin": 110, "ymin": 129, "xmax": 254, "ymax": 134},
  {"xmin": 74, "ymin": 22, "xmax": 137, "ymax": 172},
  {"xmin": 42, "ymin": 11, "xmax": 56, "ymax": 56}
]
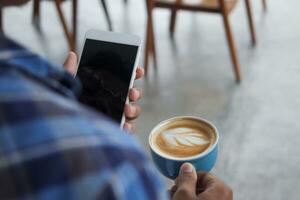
[
  {"xmin": 124, "ymin": 104, "xmax": 141, "ymax": 120},
  {"xmin": 129, "ymin": 87, "xmax": 142, "ymax": 102},
  {"xmin": 123, "ymin": 122, "xmax": 137, "ymax": 133},
  {"xmin": 124, "ymin": 122, "xmax": 132, "ymax": 132},
  {"xmin": 196, "ymin": 187, "xmax": 205, "ymax": 194},
  {"xmin": 63, "ymin": 52, "xmax": 78, "ymax": 75},
  {"xmin": 169, "ymin": 185, "xmax": 178, "ymax": 199},
  {"xmin": 196, "ymin": 172, "xmax": 220, "ymax": 189},
  {"xmin": 196, "ymin": 172, "xmax": 233, "ymax": 200},
  {"xmin": 173, "ymin": 163, "xmax": 197, "ymax": 199},
  {"xmin": 135, "ymin": 67, "xmax": 144, "ymax": 80}
]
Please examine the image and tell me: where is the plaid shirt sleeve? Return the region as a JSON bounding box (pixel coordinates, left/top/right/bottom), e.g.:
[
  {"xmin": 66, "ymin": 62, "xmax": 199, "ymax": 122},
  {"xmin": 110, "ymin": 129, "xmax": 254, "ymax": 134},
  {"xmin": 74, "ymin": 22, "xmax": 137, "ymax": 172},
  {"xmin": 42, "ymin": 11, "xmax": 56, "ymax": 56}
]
[{"xmin": 0, "ymin": 34, "xmax": 168, "ymax": 200}]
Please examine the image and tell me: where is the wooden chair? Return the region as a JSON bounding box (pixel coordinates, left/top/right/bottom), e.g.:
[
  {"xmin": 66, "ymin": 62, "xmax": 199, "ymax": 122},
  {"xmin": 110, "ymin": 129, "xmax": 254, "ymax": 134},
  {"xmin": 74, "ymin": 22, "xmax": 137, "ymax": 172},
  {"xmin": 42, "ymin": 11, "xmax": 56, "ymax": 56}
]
[
  {"xmin": 145, "ymin": 0, "xmax": 266, "ymax": 83},
  {"xmin": 32, "ymin": 0, "xmax": 113, "ymax": 51}
]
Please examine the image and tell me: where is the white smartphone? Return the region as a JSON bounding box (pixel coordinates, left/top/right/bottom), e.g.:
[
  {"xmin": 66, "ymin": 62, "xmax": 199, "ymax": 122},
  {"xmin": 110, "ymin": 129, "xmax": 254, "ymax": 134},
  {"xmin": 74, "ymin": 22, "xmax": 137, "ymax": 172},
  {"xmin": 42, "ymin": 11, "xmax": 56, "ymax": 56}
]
[{"xmin": 76, "ymin": 30, "xmax": 141, "ymax": 129}]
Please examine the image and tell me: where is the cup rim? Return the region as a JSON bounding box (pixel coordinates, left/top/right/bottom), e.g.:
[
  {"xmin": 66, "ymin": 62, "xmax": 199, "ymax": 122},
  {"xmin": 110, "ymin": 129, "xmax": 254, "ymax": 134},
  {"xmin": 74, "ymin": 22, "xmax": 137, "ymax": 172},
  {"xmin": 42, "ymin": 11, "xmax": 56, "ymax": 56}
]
[{"xmin": 149, "ymin": 116, "xmax": 219, "ymax": 161}]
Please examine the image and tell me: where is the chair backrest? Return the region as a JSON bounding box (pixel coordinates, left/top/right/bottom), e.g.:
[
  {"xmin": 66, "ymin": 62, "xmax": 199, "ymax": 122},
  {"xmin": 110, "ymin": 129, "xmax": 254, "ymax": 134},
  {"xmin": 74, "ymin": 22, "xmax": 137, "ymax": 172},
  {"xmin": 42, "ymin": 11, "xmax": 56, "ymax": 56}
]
[
  {"xmin": 0, "ymin": 0, "xmax": 30, "ymax": 7},
  {"xmin": 147, "ymin": 0, "xmax": 238, "ymax": 13},
  {"xmin": 0, "ymin": 0, "xmax": 30, "ymax": 32}
]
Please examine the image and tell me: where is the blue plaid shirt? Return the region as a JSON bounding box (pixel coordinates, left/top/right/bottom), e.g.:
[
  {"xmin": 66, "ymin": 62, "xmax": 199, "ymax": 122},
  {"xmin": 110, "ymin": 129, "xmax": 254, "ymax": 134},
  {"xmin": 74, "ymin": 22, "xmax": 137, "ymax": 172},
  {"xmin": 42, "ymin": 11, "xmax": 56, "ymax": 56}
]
[{"xmin": 0, "ymin": 34, "xmax": 168, "ymax": 200}]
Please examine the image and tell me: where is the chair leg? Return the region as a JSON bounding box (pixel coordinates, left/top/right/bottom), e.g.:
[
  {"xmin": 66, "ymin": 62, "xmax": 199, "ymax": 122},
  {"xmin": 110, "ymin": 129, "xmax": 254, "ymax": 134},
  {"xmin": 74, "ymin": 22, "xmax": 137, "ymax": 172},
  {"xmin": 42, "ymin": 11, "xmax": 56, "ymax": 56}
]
[
  {"xmin": 150, "ymin": 18, "xmax": 157, "ymax": 68},
  {"xmin": 245, "ymin": 0, "xmax": 256, "ymax": 45},
  {"xmin": 72, "ymin": 0, "xmax": 78, "ymax": 50},
  {"xmin": 100, "ymin": 0, "xmax": 113, "ymax": 31},
  {"xmin": 32, "ymin": 0, "xmax": 40, "ymax": 24},
  {"xmin": 169, "ymin": 9, "xmax": 177, "ymax": 38},
  {"xmin": 0, "ymin": 7, "xmax": 3, "ymax": 32},
  {"xmin": 221, "ymin": 12, "xmax": 242, "ymax": 83},
  {"xmin": 144, "ymin": 11, "xmax": 158, "ymax": 73},
  {"xmin": 262, "ymin": 0, "xmax": 267, "ymax": 11},
  {"xmin": 54, "ymin": 0, "xmax": 75, "ymax": 51},
  {"xmin": 144, "ymin": 0, "xmax": 158, "ymax": 74},
  {"xmin": 144, "ymin": 18, "xmax": 151, "ymax": 74}
]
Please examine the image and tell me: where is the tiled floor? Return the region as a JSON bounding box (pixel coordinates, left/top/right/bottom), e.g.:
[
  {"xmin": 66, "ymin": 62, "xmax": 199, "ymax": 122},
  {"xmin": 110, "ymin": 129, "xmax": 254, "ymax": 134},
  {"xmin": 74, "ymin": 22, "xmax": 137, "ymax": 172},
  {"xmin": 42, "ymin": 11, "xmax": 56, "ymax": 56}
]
[{"xmin": 3, "ymin": 0, "xmax": 300, "ymax": 199}]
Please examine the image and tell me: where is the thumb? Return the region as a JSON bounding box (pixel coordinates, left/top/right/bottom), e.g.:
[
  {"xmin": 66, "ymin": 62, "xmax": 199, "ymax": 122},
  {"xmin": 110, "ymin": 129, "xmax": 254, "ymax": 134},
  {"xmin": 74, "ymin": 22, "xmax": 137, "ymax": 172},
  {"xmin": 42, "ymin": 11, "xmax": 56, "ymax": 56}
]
[
  {"xmin": 63, "ymin": 52, "xmax": 78, "ymax": 75},
  {"xmin": 173, "ymin": 163, "xmax": 197, "ymax": 199}
]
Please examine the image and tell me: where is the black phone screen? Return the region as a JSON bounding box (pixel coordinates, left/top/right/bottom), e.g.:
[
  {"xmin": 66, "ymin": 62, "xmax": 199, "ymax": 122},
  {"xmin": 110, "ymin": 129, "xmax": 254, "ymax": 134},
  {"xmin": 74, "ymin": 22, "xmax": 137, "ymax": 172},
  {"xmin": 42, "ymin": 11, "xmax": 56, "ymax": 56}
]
[{"xmin": 77, "ymin": 39, "xmax": 138, "ymax": 123}]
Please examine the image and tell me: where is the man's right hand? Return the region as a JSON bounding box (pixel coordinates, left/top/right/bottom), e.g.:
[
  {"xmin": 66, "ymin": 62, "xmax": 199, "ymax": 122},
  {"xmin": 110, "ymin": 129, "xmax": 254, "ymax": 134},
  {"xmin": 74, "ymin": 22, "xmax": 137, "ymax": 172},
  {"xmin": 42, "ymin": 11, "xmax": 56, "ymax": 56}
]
[{"xmin": 170, "ymin": 163, "xmax": 233, "ymax": 200}]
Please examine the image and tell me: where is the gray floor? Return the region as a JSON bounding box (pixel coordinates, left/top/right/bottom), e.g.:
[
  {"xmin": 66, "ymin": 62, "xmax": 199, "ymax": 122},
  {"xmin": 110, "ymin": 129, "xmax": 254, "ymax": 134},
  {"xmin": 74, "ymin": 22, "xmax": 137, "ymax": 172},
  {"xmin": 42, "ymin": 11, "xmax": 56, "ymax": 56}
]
[{"xmin": 3, "ymin": 0, "xmax": 300, "ymax": 199}]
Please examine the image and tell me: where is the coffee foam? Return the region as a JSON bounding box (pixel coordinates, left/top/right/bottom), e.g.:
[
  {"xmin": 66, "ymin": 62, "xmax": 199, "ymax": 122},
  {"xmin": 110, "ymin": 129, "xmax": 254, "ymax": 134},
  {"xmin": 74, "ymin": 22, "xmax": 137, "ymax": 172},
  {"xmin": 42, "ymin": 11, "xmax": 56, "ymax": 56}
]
[
  {"xmin": 161, "ymin": 127, "xmax": 210, "ymax": 147},
  {"xmin": 151, "ymin": 118, "xmax": 216, "ymax": 158}
]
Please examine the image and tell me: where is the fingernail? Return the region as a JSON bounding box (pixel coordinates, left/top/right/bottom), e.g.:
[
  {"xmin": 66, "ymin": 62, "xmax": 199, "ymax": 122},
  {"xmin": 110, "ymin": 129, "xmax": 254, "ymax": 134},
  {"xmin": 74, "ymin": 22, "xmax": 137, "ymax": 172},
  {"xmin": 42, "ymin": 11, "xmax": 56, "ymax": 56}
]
[{"xmin": 181, "ymin": 163, "xmax": 194, "ymax": 173}]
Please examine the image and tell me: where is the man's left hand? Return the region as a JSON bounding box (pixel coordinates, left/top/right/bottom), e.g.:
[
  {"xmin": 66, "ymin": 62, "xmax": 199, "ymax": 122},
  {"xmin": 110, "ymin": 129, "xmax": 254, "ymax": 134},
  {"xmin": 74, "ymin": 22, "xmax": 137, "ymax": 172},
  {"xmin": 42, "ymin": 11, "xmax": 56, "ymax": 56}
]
[{"xmin": 63, "ymin": 52, "xmax": 144, "ymax": 133}]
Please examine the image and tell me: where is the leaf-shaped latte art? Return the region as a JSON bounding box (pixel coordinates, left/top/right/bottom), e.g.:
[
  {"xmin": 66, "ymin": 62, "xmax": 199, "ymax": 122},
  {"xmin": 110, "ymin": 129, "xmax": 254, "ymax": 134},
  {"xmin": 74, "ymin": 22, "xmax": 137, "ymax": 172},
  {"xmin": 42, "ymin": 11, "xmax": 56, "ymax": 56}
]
[{"xmin": 162, "ymin": 128, "xmax": 209, "ymax": 148}]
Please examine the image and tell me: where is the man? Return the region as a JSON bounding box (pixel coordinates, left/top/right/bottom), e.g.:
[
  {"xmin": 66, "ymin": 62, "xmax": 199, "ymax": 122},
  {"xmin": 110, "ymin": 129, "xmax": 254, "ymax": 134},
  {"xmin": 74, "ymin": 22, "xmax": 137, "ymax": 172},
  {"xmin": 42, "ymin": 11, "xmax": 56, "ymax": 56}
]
[{"xmin": 0, "ymin": 9, "xmax": 232, "ymax": 200}]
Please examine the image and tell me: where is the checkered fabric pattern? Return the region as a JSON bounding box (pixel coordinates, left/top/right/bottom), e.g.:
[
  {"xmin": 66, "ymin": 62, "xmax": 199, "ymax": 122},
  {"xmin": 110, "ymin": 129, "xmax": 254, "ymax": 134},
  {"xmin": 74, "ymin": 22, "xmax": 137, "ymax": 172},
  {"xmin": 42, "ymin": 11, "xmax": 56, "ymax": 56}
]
[{"xmin": 0, "ymin": 34, "xmax": 167, "ymax": 200}]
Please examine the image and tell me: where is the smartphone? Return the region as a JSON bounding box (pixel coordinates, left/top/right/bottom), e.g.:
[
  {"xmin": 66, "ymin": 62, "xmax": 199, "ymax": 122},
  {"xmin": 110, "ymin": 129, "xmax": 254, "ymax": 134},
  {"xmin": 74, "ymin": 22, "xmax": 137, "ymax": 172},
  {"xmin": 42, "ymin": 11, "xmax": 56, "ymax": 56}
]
[{"xmin": 76, "ymin": 30, "xmax": 141, "ymax": 128}]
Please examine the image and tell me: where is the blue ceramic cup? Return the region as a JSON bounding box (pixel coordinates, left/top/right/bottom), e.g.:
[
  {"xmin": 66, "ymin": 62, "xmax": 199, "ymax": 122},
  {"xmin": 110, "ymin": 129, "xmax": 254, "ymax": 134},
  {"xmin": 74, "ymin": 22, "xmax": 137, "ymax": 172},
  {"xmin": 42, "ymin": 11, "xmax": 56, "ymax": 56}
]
[{"xmin": 149, "ymin": 116, "xmax": 219, "ymax": 179}]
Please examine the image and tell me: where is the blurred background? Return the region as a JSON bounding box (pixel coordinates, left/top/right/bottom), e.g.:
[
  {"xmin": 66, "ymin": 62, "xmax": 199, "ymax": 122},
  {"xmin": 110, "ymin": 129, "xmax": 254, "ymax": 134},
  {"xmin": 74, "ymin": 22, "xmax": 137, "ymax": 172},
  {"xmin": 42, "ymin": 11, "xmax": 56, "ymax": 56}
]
[{"xmin": 2, "ymin": 0, "xmax": 300, "ymax": 199}]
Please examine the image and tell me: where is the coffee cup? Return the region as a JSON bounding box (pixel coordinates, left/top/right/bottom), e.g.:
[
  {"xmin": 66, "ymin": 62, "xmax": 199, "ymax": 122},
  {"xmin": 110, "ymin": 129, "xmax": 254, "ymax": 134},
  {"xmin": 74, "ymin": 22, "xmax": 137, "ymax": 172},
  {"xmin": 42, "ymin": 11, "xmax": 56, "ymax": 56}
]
[{"xmin": 149, "ymin": 116, "xmax": 219, "ymax": 179}]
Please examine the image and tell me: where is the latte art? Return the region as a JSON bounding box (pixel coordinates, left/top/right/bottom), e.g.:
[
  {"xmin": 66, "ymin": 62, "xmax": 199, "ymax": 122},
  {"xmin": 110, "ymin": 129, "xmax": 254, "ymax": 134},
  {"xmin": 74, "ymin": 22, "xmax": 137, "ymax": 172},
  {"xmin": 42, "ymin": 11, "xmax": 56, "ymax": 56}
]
[
  {"xmin": 151, "ymin": 119, "xmax": 216, "ymax": 158},
  {"xmin": 162, "ymin": 128, "xmax": 210, "ymax": 147}
]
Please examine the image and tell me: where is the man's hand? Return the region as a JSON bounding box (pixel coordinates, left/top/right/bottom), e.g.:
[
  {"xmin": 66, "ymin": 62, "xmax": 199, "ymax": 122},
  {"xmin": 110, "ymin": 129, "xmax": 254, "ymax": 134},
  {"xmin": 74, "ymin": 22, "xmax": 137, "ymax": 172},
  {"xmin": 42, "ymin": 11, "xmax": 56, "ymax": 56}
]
[
  {"xmin": 170, "ymin": 163, "xmax": 233, "ymax": 200},
  {"xmin": 63, "ymin": 52, "xmax": 144, "ymax": 133}
]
